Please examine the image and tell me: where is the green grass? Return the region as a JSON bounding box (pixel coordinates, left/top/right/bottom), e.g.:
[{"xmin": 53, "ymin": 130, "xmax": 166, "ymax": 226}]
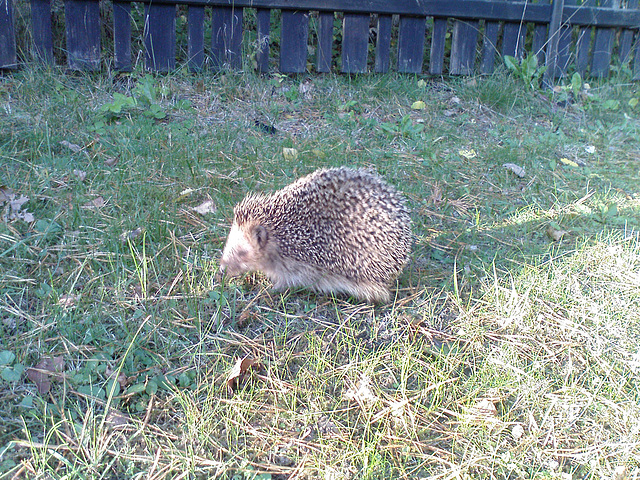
[{"xmin": 1, "ymin": 65, "xmax": 639, "ymax": 479}]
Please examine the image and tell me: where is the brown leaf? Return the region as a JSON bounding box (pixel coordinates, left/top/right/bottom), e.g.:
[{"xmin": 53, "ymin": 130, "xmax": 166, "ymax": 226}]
[
  {"xmin": 1, "ymin": 192, "xmax": 35, "ymax": 223},
  {"xmin": 428, "ymin": 183, "xmax": 443, "ymax": 205},
  {"xmin": 120, "ymin": 227, "xmax": 144, "ymax": 242},
  {"xmin": 104, "ymin": 156, "xmax": 119, "ymax": 167},
  {"xmin": 466, "ymin": 398, "xmax": 498, "ymax": 423},
  {"xmin": 344, "ymin": 374, "xmax": 378, "ymax": 405},
  {"xmin": 105, "ymin": 365, "xmax": 129, "ymax": 389},
  {"xmin": 83, "ymin": 196, "xmax": 105, "ymax": 209},
  {"xmin": 26, "ymin": 357, "xmax": 65, "ymax": 395},
  {"xmin": 546, "ymin": 226, "xmax": 568, "ymax": 242},
  {"xmin": 0, "ymin": 185, "xmax": 13, "ymax": 203},
  {"xmin": 503, "ymin": 163, "xmax": 526, "ymax": 178},
  {"xmin": 60, "ymin": 140, "xmax": 82, "ymax": 153},
  {"xmin": 191, "ymin": 199, "xmax": 216, "ymax": 215},
  {"xmin": 227, "ymin": 355, "xmax": 260, "ymax": 393},
  {"xmin": 105, "ymin": 409, "xmax": 130, "ymax": 427},
  {"xmin": 57, "ymin": 294, "xmax": 79, "ymax": 308},
  {"xmin": 73, "ymin": 169, "xmax": 87, "ymax": 182}
]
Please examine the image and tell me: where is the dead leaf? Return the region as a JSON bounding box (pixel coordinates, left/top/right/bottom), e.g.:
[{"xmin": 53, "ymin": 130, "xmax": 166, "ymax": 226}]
[
  {"xmin": 467, "ymin": 398, "xmax": 498, "ymax": 423},
  {"xmin": 60, "ymin": 140, "xmax": 82, "ymax": 153},
  {"xmin": 0, "ymin": 185, "xmax": 13, "ymax": 202},
  {"xmin": 58, "ymin": 294, "xmax": 79, "ymax": 308},
  {"xmin": 227, "ymin": 355, "xmax": 260, "ymax": 393},
  {"xmin": 503, "ymin": 163, "xmax": 526, "ymax": 178},
  {"xmin": 26, "ymin": 357, "xmax": 65, "ymax": 395},
  {"xmin": 512, "ymin": 424, "xmax": 525, "ymax": 440},
  {"xmin": 411, "ymin": 100, "xmax": 426, "ymax": 110},
  {"xmin": 559, "ymin": 157, "xmax": 580, "ymax": 167},
  {"xmin": 547, "ymin": 225, "xmax": 568, "ymax": 242},
  {"xmin": 105, "ymin": 409, "xmax": 130, "ymax": 427},
  {"xmin": 104, "ymin": 157, "xmax": 119, "ymax": 167},
  {"xmin": 344, "ymin": 374, "xmax": 378, "ymax": 405},
  {"xmin": 282, "ymin": 148, "xmax": 299, "ymax": 161},
  {"xmin": 428, "ymin": 183, "xmax": 443, "ymax": 205},
  {"xmin": 105, "ymin": 365, "xmax": 129, "ymax": 389},
  {"xmin": 1, "ymin": 192, "xmax": 35, "ymax": 223},
  {"xmin": 613, "ymin": 466, "xmax": 629, "ymax": 480},
  {"xmin": 83, "ymin": 196, "xmax": 105, "ymax": 209},
  {"xmin": 298, "ymin": 79, "xmax": 314, "ymax": 98},
  {"xmin": 191, "ymin": 199, "xmax": 216, "ymax": 215},
  {"xmin": 9, "ymin": 195, "xmax": 29, "ymax": 211},
  {"xmin": 120, "ymin": 227, "xmax": 144, "ymax": 242},
  {"xmin": 73, "ymin": 169, "xmax": 87, "ymax": 182},
  {"xmin": 458, "ymin": 149, "xmax": 477, "ymax": 160}
]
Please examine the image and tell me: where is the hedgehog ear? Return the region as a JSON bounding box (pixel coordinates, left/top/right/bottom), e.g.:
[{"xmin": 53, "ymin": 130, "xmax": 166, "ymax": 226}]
[{"xmin": 253, "ymin": 225, "xmax": 269, "ymax": 249}]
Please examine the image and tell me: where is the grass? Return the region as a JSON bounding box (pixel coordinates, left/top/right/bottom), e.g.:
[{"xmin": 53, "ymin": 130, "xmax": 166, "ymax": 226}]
[{"xmin": 0, "ymin": 64, "xmax": 639, "ymax": 479}]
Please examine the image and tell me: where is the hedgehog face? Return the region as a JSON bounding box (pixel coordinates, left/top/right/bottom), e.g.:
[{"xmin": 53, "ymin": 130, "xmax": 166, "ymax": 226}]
[{"xmin": 219, "ymin": 222, "xmax": 270, "ymax": 277}]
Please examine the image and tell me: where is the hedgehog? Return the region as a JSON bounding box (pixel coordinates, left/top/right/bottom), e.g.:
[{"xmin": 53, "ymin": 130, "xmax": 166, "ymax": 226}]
[{"xmin": 219, "ymin": 167, "xmax": 412, "ymax": 303}]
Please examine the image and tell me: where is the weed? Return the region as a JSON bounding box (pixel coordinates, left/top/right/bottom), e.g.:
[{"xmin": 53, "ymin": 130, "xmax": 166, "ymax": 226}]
[{"xmin": 504, "ymin": 53, "xmax": 547, "ymax": 89}]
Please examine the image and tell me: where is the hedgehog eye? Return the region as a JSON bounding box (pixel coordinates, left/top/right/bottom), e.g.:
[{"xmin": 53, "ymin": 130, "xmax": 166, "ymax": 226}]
[{"xmin": 236, "ymin": 249, "xmax": 249, "ymax": 260}]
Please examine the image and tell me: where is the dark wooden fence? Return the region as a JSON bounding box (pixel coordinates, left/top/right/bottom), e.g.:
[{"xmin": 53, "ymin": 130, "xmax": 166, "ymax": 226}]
[{"xmin": 1, "ymin": 0, "xmax": 639, "ymax": 80}]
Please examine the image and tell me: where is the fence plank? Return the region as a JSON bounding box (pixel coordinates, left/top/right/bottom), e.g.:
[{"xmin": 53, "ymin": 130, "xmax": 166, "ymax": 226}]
[
  {"xmin": 590, "ymin": 0, "xmax": 615, "ymax": 77},
  {"xmin": 256, "ymin": 8, "xmax": 271, "ymax": 72},
  {"xmin": 634, "ymin": 38, "xmax": 640, "ymax": 81},
  {"xmin": 113, "ymin": 1, "xmax": 132, "ymax": 71},
  {"xmin": 342, "ymin": 13, "xmax": 369, "ymax": 73},
  {"xmin": 30, "ymin": 0, "xmax": 54, "ymax": 62},
  {"xmin": 65, "ymin": 0, "xmax": 101, "ymax": 70},
  {"xmin": 144, "ymin": 3, "xmax": 176, "ymax": 71},
  {"xmin": 573, "ymin": 0, "xmax": 593, "ymax": 76},
  {"xmin": 502, "ymin": 22, "xmax": 525, "ymax": 59},
  {"xmin": 555, "ymin": 0, "xmax": 573, "ymax": 77},
  {"xmin": 212, "ymin": 6, "xmax": 243, "ymax": 70},
  {"xmin": 450, "ymin": 19, "xmax": 478, "ymax": 75},
  {"xmin": 188, "ymin": 5, "xmax": 205, "ymax": 71},
  {"xmin": 280, "ymin": 10, "xmax": 309, "ymax": 73},
  {"xmin": 532, "ymin": 23, "xmax": 547, "ymax": 65},
  {"xmin": 429, "ymin": 18, "xmax": 447, "ymax": 75},
  {"xmin": 374, "ymin": 13, "xmax": 391, "ymax": 73},
  {"xmin": 481, "ymin": 0, "xmax": 500, "ymax": 75},
  {"xmin": 618, "ymin": 0, "xmax": 638, "ymax": 65},
  {"xmin": 397, "ymin": 15, "xmax": 425, "ymax": 73},
  {"xmin": 543, "ymin": 0, "xmax": 563, "ymax": 84},
  {"xmin": 0, "ymin": 0, "xmax": 16, "ymax": 68},
  {"xmin": 575, "ymin": 27, "xmax": 591, "ymax": 76},
  {"xmin": 316, "ymin": 11, "xmax": 333, "ymax": 72}
]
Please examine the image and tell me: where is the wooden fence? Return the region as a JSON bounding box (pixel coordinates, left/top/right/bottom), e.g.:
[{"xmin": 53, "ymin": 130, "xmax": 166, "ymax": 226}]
[{"xmin": 1, "ymin": 0, "xmax": 639, "ymax": 80}]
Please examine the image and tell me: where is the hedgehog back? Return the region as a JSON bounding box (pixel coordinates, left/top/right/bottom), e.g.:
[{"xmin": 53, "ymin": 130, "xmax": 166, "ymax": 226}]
[{"xmin": 233, "ymin": 168, "xmax": 411, "ymax": 284}]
